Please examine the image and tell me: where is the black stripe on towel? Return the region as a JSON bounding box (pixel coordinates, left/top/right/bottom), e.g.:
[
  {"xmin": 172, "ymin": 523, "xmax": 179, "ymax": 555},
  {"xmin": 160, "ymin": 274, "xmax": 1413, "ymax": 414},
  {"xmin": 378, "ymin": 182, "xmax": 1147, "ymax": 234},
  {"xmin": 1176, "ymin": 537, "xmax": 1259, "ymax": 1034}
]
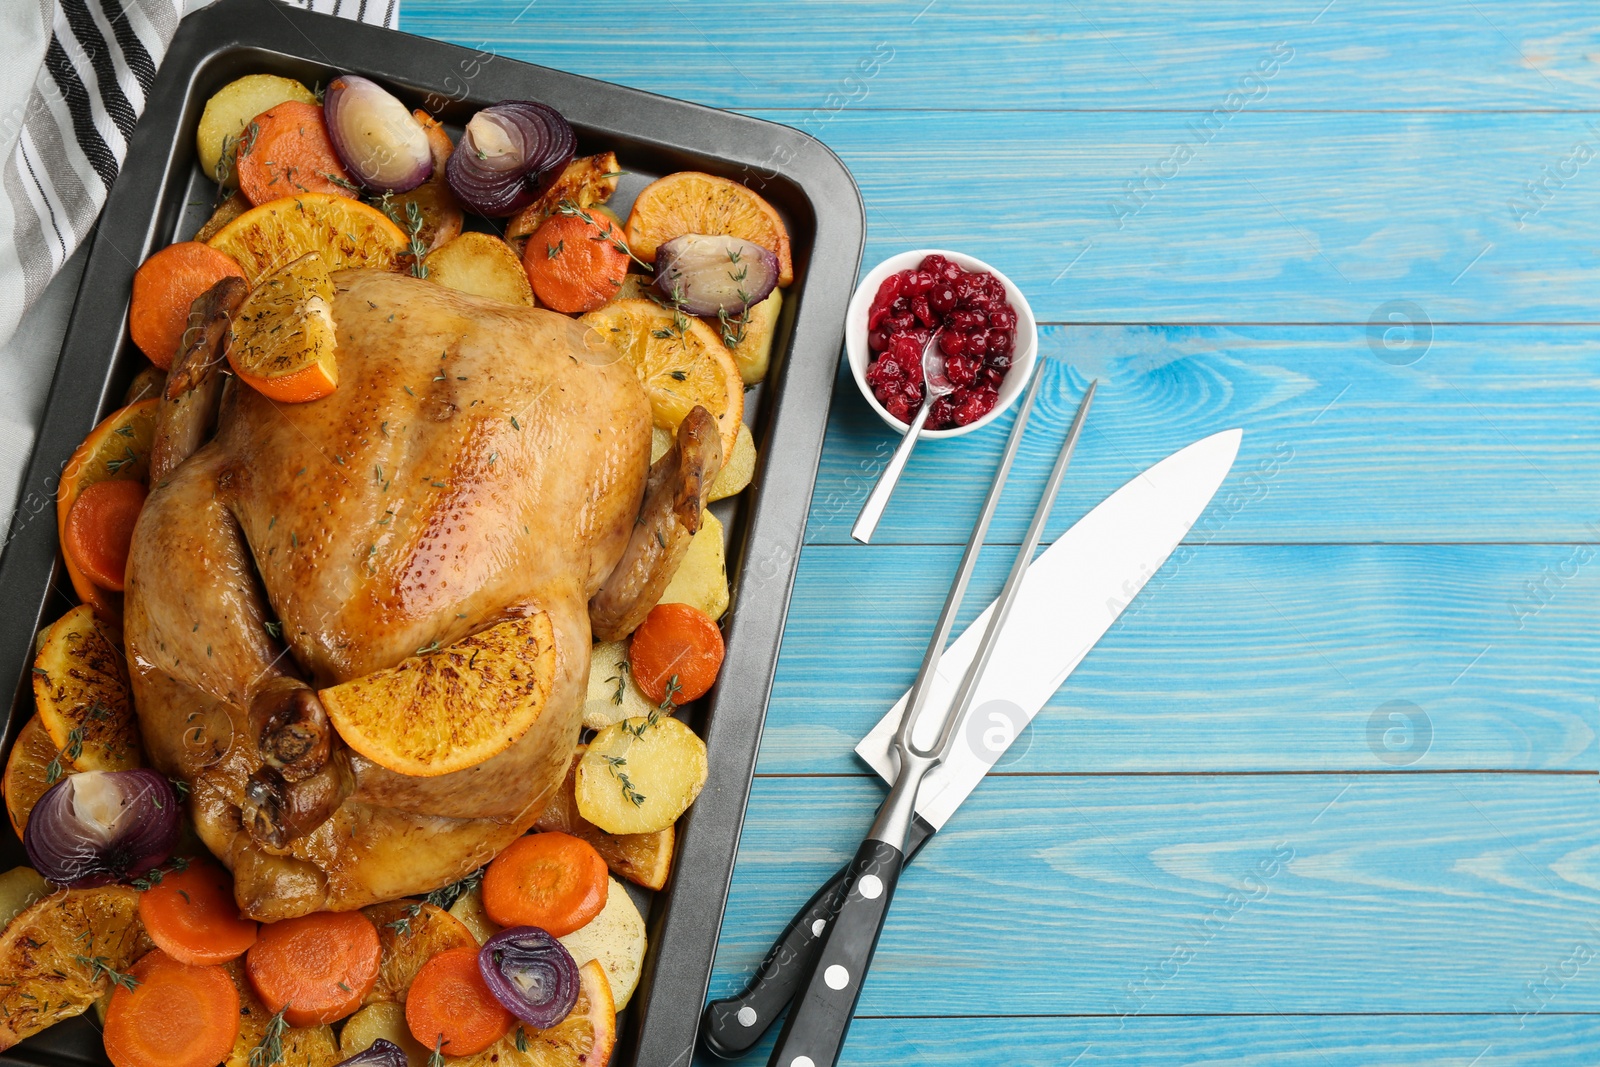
[
  {"xmin": 59, "ymin": 0, "xmax": 139, "ymax": 142},
  {"xmin": 102, "ymin": 0, "xmax": 158, "ymax": 95},
  {"xmin": 42, "ymin": 36, "xmax": 119, "ymax": 191}
]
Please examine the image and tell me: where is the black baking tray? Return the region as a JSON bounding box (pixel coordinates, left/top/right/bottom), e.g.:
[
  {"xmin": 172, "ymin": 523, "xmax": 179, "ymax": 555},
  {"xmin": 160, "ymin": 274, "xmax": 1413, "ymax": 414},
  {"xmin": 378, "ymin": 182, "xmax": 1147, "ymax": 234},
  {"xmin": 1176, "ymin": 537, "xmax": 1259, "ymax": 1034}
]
[{"xmin": 0, "ymin": 0, "xmax": 863, "ymax": 1063}]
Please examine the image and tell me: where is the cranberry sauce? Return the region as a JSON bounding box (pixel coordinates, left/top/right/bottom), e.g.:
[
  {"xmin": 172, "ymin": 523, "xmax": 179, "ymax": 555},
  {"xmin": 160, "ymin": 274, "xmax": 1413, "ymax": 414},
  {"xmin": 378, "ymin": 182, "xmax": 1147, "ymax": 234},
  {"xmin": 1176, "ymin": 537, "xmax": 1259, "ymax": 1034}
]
[{"xmin": 863, "ymin": 255, "xmax": 1017, "ymax": 430}]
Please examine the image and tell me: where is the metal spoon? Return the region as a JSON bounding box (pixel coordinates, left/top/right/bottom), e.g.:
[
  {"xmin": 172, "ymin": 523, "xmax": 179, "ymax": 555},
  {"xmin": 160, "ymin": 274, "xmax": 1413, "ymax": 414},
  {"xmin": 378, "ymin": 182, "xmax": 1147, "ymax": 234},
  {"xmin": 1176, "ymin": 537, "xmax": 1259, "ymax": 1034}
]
[{"xmin": 850, "ymin": 330, "xmax": 951, "ymax": 544}]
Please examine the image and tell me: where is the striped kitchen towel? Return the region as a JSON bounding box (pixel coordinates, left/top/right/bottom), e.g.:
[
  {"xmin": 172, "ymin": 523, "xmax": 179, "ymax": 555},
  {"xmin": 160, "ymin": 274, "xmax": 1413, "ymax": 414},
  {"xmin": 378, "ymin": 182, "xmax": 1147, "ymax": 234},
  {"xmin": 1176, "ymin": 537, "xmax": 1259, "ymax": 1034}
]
[{"xmin": 0, "ymin": 0, "xmax": 399, "ymax": 352}]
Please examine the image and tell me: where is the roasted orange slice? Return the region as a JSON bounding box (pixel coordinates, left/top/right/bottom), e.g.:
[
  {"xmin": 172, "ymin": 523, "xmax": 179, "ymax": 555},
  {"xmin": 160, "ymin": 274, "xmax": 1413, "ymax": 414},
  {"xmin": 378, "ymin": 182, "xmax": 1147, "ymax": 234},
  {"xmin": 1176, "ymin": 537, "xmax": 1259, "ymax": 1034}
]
[
  {"xmin": 624, "ymin": 171, "xmax": 792, "ymax": 286},
  {"xmin": 227, "ymin": 251, "xmax": 340, "ymax": 403},
  {"xmin": 3, "ymin": 717, "xmax": 65, "ymax": 837},
  {"xmin": 0, "ymin": 885, "xmax": 145, "ymax": 1050},
  {"xmin": 56, "ymin": 397, "xmax": 158, "ymax": 617},
  {"xmin": 320, "ymin": 613, "xmax": 558, "ymax": 778},
  {"xmin": 578, "ymin": 299, "xmax": 743, "ymax": 460},
  {"xmin": 206, "ymin": 191, "xmax": 406, "ymax": 285},
  {"xmin": 32, "ymin": 605, "xmax": 140, "ymax": 772}
]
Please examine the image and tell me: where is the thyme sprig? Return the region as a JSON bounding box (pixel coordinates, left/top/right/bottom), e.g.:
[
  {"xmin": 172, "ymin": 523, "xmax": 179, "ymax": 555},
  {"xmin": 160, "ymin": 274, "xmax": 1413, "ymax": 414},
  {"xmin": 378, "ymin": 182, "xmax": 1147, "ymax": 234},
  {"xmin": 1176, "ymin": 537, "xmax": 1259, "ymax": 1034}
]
[
  {"xmin": 250, "ymin": 1007, "xmax": 289, "ymax": 1067},
  {"xmin": 554, "ymin": 199, "xmax": 652, "ymax": 270},
  {"xmin": 75, "ymin": 955, "xmax": 138, "ymax": 992}
]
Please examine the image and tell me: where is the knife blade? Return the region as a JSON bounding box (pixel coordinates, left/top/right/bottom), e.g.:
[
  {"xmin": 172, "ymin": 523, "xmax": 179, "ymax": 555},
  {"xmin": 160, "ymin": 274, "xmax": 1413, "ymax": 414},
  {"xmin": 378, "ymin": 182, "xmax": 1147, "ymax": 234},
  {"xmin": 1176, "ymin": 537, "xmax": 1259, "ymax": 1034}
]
[{"xmin": 701, "ymin": 427, "xmax": 1242, "ymax": 1058}]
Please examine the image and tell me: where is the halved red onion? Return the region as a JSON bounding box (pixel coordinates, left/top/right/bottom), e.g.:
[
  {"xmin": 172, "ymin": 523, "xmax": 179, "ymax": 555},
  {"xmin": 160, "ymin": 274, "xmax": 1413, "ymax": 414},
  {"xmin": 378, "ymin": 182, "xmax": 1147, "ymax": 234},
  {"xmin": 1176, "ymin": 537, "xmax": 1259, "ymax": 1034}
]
[
  {"xmin": 323, "ymin": 74, "xmax": 434, "ymax": 193},
  {"xmin": 24, "ymin": 769, "xmax": 180, "ymax": 888},
  {"xmin": 445, "ymin": 101, "xmax": 575, "ymax": 218},
  {"xmin": 333, "ymin": 1039, "xmax": 407, "ymax": 1067},
  {"xmin": 653, "ymin": 234, "xmax": 780, "ymax": 317},
  {"xmin": 479, "ymin": 926, "xmax": 579, "ymax": 1029}
]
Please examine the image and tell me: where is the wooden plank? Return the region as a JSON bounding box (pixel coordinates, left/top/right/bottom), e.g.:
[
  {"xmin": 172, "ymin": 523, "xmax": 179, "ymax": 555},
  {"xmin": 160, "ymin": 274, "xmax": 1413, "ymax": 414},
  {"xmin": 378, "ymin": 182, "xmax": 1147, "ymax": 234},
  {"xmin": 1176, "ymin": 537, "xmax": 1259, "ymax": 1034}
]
[
  {"xmin": 695, "ymin": 1014, "xmax": 1600, "ymax": 1067},
  {"xmin": 710, "ymin": 775, "xmax": 1600, "ymax": 1016},
  {"xmin": 803, "ymin": 329, "xmax": 1600, "ymax": 545},
  {"xmin": 401, "ymin": 1, "xmax": 1600, "ymax": 111},
  {"xmin": 756, "ymin": 543, "xmax": 1600, "ymax": 775},
  {"xmin": 729, "ymin": 109, "xmax": 1600, "ymax": 323}
]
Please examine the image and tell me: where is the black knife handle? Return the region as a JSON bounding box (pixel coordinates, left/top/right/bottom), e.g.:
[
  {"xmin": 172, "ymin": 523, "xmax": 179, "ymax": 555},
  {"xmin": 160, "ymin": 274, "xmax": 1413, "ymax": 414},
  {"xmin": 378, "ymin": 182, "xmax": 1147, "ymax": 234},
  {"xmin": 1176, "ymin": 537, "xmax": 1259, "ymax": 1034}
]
[
  {"xmin": 765, "ymin": 838, "xmax": 904, "ymax": 1067},
  {"xmin": 701, "ymin": 869, "xmax": 851, "ymax": 1058},
  {"xmin": 700, "ymin": 816, "xmax": 934, "ymax": 1060}
]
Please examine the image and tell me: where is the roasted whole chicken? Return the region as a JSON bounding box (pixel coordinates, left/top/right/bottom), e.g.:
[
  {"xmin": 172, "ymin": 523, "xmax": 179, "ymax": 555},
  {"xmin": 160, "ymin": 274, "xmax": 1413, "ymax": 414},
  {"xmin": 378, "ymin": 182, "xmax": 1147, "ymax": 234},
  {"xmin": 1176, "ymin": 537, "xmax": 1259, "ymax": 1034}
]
[{"xmin": 123, "ymin": 270, "xmax": 719, "ymax": 919}]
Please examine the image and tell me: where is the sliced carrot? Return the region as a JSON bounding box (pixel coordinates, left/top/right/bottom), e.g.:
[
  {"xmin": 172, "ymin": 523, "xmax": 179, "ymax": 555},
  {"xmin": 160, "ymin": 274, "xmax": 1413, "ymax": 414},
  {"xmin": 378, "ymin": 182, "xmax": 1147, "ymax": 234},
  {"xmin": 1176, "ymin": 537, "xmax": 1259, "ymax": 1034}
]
[
  {"xmin": 245, "ymin": 910, "xmax": 380, "ymax": 1026},
  {"xmin": 405, "ymin": 945, "xmax": 514, "ymax": 1057},
  {"xmin": 235, "ymin": 100, "xmax": 358, "ymax": 207},
  {"xmin": 128, "ymin": 241, "xmax": 246, "ymax": 370},
  {"xmin": 62, "ymin": 478, "xmax": 147, "ymax": 593},
  {"xmin": 137, "ymin": 860, "xmax": 259, "ymax": 966},
  {"xmin": 103, "ymin": 949, "xmax": 240, "ymax": 1067},
  {"xmin": 628, "ymin": 602, "xmax": 726, "ymax": 705},
  {"xmin": 481, "ymin": 831, "xmax": 608, "ymax": 937},
  {"xmin": 522, "ymin": 211, "xmax": 631, "ymax": 314}
]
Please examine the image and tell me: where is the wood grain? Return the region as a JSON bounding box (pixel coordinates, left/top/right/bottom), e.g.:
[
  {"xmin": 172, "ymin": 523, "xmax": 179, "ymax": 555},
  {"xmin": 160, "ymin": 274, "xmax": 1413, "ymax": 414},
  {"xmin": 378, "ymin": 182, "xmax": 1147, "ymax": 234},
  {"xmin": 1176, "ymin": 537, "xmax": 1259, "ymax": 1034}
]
[
  {"xmin": 805, "ymin": 329, "xmax": 1600, "ymax": 544},
  {"xmin": 757, "ymin": 543, "xmax": 1600, "ymax": 775},
  {"xmin": 711, "ymin": 775, "xmax": 1600, "ymax": 1016},
  {"xmin": 401, "ymin": 1, "xmax": 1600, "ymax": 111},
  {"xmin": 696, "ymin": 1014, "xmax": 1600, "ymax": 1067}
]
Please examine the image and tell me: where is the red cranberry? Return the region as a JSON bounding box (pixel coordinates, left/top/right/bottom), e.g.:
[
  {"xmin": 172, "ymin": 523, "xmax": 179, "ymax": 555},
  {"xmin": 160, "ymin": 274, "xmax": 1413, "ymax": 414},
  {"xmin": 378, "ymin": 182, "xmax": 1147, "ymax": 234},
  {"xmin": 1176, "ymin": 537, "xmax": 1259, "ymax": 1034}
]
[
  {"xmin": 888, "ymin": 312, "xmax": 915, "ymax": 332},
  {"xmin": 947, "ymin": 309, "xmax": 982, "ymax": 331},
  {"xmin": 946, "ymin": 354, "xmax": 980, "ymax": 388},
  {"xmin": 869, "ymin": 329, "xmax": 889, "ymax": 352},
  {"xmin": 929, "ymin": 286, "xmax": 957, "ymax": 314},
  {"xmin": 988, "ymin": 306, "xmax": 1017, "ymax": 331},
  {"xmin": 938, "ymin": 330, "xmax": 965, "ymax": 357},
  {"xmin": 890, "ymin": 295, "xmax": 910, "ymax": 315},
  {"xmin": 928, "ymin": 395, "xmax": 957, "ymax": 429},
  {"xmin": 887, "ymin": 332, "xmax": 922, "ymax": 363},
  {"xmin": 919, "ymin": 254, "xmax": 948, "ymax": 276},
  {"xmin": 966, "ymin": 329, "xmax": 989, "ymax": 357},
  {"xmin": 953, "ymin": 275, "xmax": 982, "ymax": 303},
  {"xmin": 904, "ymin": 270, "xmax": 935, "ymax": 296},
  {"xmin": 953, "ymin": 387, "xmax": 999, "ymax": 425},
  {"xmin": 885, "ymin": 395, "xmax": 913, "ymax": 422},
  {"xmin": 911, "ymin": 295, "xmax": 935, "ymax": 327},
  {"xmin": 982, "ymin": 366, "xmax": 1007, "ymax": 388},
  {"xmin": 987, "ymin": 328, "xmax": 1014, "ymax": 355}
]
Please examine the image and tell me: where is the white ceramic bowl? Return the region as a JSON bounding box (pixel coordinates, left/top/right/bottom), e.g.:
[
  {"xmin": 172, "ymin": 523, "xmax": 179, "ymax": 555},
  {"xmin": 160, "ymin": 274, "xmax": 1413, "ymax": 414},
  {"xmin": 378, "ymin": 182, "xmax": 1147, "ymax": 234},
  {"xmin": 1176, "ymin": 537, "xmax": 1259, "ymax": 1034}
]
[{"xmin": 844, "ymin": 248, "xmax": 1038, "ymax": 439}]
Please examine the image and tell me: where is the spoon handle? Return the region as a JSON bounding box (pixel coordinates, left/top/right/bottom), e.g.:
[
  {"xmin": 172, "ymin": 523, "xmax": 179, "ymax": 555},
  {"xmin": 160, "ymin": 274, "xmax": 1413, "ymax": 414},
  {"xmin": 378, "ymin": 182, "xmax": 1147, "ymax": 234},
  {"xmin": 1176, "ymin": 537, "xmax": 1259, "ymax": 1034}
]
[{"xmin": 850, "ymin": 398, "xmax": 932, "ymax": 544}]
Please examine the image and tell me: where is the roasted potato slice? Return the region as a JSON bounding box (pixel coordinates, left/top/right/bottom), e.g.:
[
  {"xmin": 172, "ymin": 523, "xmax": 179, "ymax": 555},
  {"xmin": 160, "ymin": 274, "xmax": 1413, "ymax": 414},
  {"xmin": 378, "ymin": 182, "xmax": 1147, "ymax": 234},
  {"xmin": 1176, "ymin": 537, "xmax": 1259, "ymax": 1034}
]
[
  {"xmin": 558, "ymin": 877, "xmax": 646, "ymax": 1010},
  {"xmin": 721, "ymin": 287, "xmax": 782, "ymax": 384},
  {"xmin": 659, "ymin": 509, "xmax": 729, "ymax": 620},
  {"xmin": 362, "ymin": 900, "xmax": 478, "ymax": 1004},
  {"xmin": 425, "ymin": 232, "xmax": 534, "ymax": 306},
  {"xmin": 504, "ymin": 152, "xmax": 622, "ymax": 253},
  {"xmin": 223, "ymin": 958, "xmax": 341, "ymax": 1067},
  {"xmin": 32, "ymin": 606, "xmax": 141, "ymax": 772},
  {"xmin": 583, "ymin": 640, "xmax": 658, "ymax": 731},
  {"xmin": 707, "ymin": 422, "xmax": 756, "ymax": 501},
  {"xmin": 536, "ymin": 748, "xmax": 674, "ymax": 891},
  {"xmin": 0, "ymin": 885, "xmax": 146, "ymax": 1050},
  {"xmin": 577, "ymin": 715, "xmax": 708, "ymax": 836},
  {"xmin": 0, "ymin": 867, "xmax": 49, "ymax": 932},
  {"xmin": 320, "ymin": 612, "xmax": 557, "ymax": 777},
  {"xmin": 196, "ymin": 74, "xmax": 317, "ymax": 187},
  {"xmin": 447, "ymin": 884, "xmax": 498, "ymax": 946},
  {"xmin": 122, "ymin": 364, "xmax": 167, "ymax": 406},
  {"xmin": 3, "ymin": 716, "xmax": 69, "ymax": 837},
  {"xmin": 340, "ymin": 1002, "xmax": 431, "ymax": 1067}
]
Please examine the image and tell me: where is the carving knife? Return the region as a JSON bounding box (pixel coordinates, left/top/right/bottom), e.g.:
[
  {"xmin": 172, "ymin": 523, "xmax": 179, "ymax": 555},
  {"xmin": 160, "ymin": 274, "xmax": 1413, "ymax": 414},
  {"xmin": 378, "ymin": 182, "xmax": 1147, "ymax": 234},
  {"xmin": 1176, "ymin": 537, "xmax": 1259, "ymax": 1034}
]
[{"xmin": 701, "ymin": 424, "xmax": 1244, "ymax": 1058}]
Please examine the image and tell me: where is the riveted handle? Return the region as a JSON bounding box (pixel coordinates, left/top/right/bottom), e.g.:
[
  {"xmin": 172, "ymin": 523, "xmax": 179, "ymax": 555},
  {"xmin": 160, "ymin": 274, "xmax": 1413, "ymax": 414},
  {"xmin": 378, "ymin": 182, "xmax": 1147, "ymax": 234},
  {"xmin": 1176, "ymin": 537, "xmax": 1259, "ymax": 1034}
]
[{"xmin": 765, "ymin": 839, "xmax": 904, "ymax": 1067}]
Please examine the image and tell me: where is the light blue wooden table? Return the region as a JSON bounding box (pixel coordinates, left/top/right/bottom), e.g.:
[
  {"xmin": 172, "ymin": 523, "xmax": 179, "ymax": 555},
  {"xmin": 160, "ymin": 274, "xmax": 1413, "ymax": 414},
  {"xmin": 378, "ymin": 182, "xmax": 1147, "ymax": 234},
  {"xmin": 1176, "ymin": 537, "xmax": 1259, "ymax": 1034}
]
[{"xmin": 403, "ymin": 3, "xmax": 1600, "ymax": 1062}]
